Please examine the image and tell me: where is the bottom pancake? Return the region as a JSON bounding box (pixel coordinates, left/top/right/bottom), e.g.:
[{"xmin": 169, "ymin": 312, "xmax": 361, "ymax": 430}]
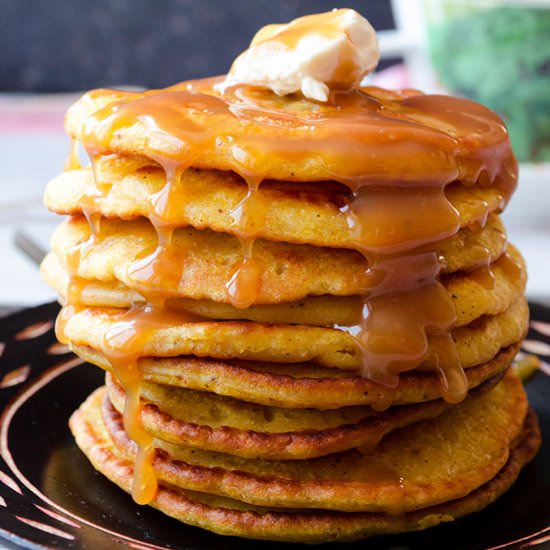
[
  {"xmin": 70, "ymin": 390, "xmax": 539, "ymax": 543},
  {"xmin": 70, "ymin": 371, "xmax": 539, "ymax": 522}
]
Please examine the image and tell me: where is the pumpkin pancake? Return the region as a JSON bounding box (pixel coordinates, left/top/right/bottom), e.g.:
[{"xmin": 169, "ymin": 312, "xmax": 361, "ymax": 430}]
[
  {"xmin": 103, "ymin": 370, "xmax": 528, "ymax": 511},
  {"xmin": 68, "ymin": 406, "xmax": 542, "ymax": 543},
  {"xmin": 48, "ymin": 214, "xmax": 508, "ymax": 305},
  {"xmin": 59, "ymin": 296, "xmax": 528, "ymax": 372},
  {"xmin": 42, "ymin": 253, "xmax": 362, "ymax": 326},
  {"xmin": 74, "ymin": 343, "xmax": 518, "ymax": 409},
  {"xmin": 445, "ymin": 245, "xmax": 525, "ymax": 326},
  {"xmin": 69, "ymin": 373, "xmax": 540, "ymax": 542},
  {"xmin": 42, "ymin": 243, "xmax": 525, "ymax": 328},
  {"xmin": 45, "ymin": 158, "xmax": 505, "ymax": 250},
  {"xmin": 64, "ymin": 80, "xmax": 516, "ymax": 188},
  {"xmin": 105, "ymin": 369, "xmax": 505, "ymax": 460}
]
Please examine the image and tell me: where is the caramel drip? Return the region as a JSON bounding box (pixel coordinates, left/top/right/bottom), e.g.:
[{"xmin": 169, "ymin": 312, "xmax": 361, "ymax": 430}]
[
  {"xmin": 466, "ymin": 198, "xmax": 491, "ymax": 231},
  {"xmin": 126, "ymin": 225, "xmax": 183, "ymax": 301},
  {"xmin": 498, "ymin": 247, "xmax": 523, "ymax": 282},
  {"xmin": 356, "ymin": 283, "xmax": 458, "ymax": 386},
  {"xmin": 106, "ymin": 169, "xmax": 193, "ymax": 505},
  {"xmin": 83, "ymin": 149, "xmax": 212, "ymax": 506},
  {"xmin": 226, "ymin": 176, "xmax": 267, "ymax": 309},
  {"xmin": 111, "ymin": 357, "xmax": 156, "ymax": 505},
  {"xmin": 427, "ymin": 333, "xmax": 468, "ymax": 404},
  {"xmin": 253, "ymin": 10, "xmax": 351, "ymax": 49},
  {"xmin": 64, "ymin": 138, "xmax": 81, "ymax": 171},
  {"xmin": 344, "ymin": 186, "xmax": 461, "ymax": 254},
  {"xmin": 466, "ymin": 223, "xmax": 506, "ymax": 291},
  {"xmin": 61, "ymin": 78, "xmax": 519, "ymax": 497},
  {"xmin": 226, "ymin": 236, "xmax": 263, "ymax": 309},
  {"xmin": 125, "ymin": 164, "xmax": 193, "ymax": 305},
  {"xmin": 100, "ymin": 303, "xmax": 201, "ymax": 503},
  {"xmin": 66, "ymin": 209, "xmax": 103, "ymax": 303},
  {"xmin": 469, "ymin": 263, "xmax": 496, "ymax": 290},
  {"xmin": 368, "ymin": 386, "xmax": 397, "ymax": 413},
  {"xmin": 339, "ymin": 182, "xmax": 466, "ymax": 402},
  {"xmin": 67, "ymin": 152, "xmax": 107, "ymax": 275}
]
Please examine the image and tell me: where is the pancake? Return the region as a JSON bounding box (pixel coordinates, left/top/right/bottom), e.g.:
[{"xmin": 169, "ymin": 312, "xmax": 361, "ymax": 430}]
[
  {"xmin": 59, "ymin": 296, "xmax": 528, "ymax": 372},
  {"xmin": 69, "ymin": 372, "xmax": 540, "ymax": 542},
  {"xmin": 74, "ymin": 343, "xmax": 518, "ymax": 409},
  {"xmin": 67, "ymin": 404, "xmax": 542, "ymax": 542},
  {"xmin": 48, "ymin": 214, "xmax": 509, "ymax": 305},
  {"xmin": 45, "ymin": 159, "xmax": 506, "ymax": 249},
  {"xmin": 42, "ymin": 243, "xmax": 525, "ymax": 328},
  {"xmin": 105, "ymin": 370, "xmax": 505, "ymax": 460},
  {"xmin": 64, "ymin": 81, "xmax": 516, "ymax": 187},
  {"xmin": 42, "ymin": 253, "xmax": 361, "ymax": 326}
]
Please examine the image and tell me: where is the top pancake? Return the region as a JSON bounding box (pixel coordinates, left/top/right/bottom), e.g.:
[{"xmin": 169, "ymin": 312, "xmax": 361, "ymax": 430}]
[{"xmin": 65, "ymin": 79, "xmax": 517, "ymax": 191}]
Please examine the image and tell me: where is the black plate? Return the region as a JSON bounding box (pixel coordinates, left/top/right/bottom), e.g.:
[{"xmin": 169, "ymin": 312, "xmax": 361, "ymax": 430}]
[{"xmin": 0, "ymin": 302, "xmax": 549, "ymax": 550}]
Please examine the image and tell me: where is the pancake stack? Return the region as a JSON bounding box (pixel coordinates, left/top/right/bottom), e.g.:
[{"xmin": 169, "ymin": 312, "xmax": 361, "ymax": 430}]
[{"xmin": 42, "ymin": 16, "xmax": 540, "ymax": 542}]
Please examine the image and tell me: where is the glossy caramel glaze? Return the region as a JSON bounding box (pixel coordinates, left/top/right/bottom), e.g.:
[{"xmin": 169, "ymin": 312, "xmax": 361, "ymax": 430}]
[{"xmin": 56, "ymin": 76, "xmax": 518, "ymax": 504}]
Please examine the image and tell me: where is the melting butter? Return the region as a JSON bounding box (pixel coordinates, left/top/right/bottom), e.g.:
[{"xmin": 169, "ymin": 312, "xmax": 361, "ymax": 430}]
[{"xmin": 227, "ymin": 9, "xmax": 379, "ymax": 102}]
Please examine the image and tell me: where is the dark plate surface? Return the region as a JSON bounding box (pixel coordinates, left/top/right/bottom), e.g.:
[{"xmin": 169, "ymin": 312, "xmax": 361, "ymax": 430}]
[{"xmin": 0, "ymin": 302, "xmax": 549, "ymax": 550}]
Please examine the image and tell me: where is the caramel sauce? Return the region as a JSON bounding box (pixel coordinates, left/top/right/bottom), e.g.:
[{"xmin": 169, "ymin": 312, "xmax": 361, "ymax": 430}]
[
  {"xmin": 466, "ymin": 199, "xmax": 491, "ymax": 232},
  {"xmin": 126, "ymin": 225, "xmax": 183, "ymax": 299},
  {"xmin": 355, "ymin": 283, "xmax": 458, "ymax": 388},
  {"xmin": 101, "ymin": 303, "xmax": 201, "ymax": 503},
  {"xmin": 64, "ymin": 152, "xmax": 110, "ymax": 291},
  {"xmin": 226, "ymin": 176, "xmax": 268, "ymax": 308},
  {"xmin": 469, "ymin": 263, "xmax": 496, "ymax": 290},
  {"xmin": 64, "ymin": 138, "xmax": 81, "ymax": 171},
  {"xmin": 368, "ymin": 386, "xmax": 397, "ymax": 413},
  {"xmin": 498, "ymin": 247, "xmax": 523, "ymax": 281},
  {"xmin": 252, "ymin": 10, "xmax": 349, "ymax": 49},
  {"xmin": 426, "ymin": 333, "xmax": 467, "ymax": 404},
  {"xmin": 60, "ymin": 77, "xmax": 518, "ymax": 503},
  {"xmin": 345, "ymin": 185, "xmax": 461, "ymax": 254},
  {"xmin": 461, "ymin": 215, "xmax": 506, "ymax": 291},
  {"xmin": 226, "ymin": 235, "xmax": 263, "ymax": 309}
]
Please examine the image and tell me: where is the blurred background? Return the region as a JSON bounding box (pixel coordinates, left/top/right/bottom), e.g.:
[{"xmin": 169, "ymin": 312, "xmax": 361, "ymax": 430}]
[{"xmin": 1, "ymin": 0, "xmax": 549, "ymax": 309}]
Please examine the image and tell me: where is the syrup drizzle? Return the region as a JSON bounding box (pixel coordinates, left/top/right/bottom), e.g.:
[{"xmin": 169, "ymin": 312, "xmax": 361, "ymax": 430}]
[
  {"xmin": 57, "ymin": 78, "xmax": 518, "ymax": 503},
  {"xmin": 101, "ymin": 303, "xmax": 200, "ymax": 503},
  {"xmin": 226, "ymin": 235, "xmax": 264, "ymax": 309},
  {"xmin": 226, "ymin": 175, "xmax": 267, "ymax": 309},
  {"xmin": 64, "ymin": 138, "xmax": 81, "ymax": 171}
]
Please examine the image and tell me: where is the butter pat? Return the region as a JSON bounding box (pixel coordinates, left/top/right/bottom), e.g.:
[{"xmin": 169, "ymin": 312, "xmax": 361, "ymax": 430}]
[{"xmin": 228, "ymin": 9, "xmax": 380, "ymax": 102}]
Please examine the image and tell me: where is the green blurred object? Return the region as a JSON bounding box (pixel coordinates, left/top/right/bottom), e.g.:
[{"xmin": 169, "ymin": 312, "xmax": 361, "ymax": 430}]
[{"xmin": 426, "ymin": 1, "xmax": 550, "ymax": 162}]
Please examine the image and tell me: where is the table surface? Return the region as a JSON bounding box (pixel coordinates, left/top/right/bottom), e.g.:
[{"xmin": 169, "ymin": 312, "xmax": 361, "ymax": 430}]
[{"xmin": 1, "ymin": 91, "xmax": 549, "ymax": 309}]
